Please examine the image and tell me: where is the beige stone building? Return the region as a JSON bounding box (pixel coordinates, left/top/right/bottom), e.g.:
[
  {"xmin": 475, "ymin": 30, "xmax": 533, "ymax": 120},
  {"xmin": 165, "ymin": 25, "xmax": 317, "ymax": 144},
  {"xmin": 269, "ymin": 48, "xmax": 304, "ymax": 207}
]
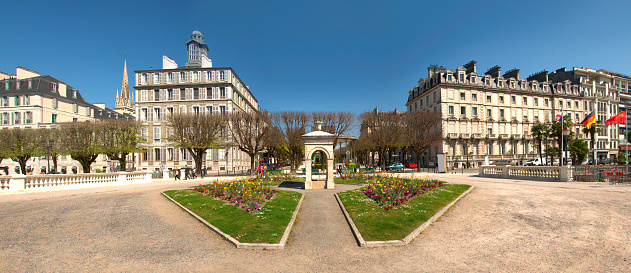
[
  {"xmin": 133, "ymin": 30, "xmax": 260, "ymax": 173},
  {"xmin": 0, "ymin": 66, "xmax": 134, "ymax": 174},
  {"xmin": 406, "ymin": 61, "xmax": 621, "ymax": 167}
]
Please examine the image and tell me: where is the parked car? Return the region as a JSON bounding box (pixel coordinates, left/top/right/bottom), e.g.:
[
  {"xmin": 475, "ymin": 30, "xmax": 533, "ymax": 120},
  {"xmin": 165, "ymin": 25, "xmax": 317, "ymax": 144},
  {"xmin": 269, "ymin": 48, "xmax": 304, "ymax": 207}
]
[
  {"xmin": 386, "ymin": 163, "xmax": 404, "ymax": 172},
  {"xmin": 525, "ymin": 158, "xmax": 547, "ymax": 166},
  {"xmin": 404, "ymin": 163, "xmax": 417, "ymax": 168}
]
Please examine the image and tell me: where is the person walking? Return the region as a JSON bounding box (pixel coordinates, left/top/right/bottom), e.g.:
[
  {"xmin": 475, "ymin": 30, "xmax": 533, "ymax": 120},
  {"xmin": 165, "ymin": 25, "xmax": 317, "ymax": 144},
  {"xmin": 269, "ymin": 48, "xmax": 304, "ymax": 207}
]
[{"xmin": 174, "ymin": 169, "xmax": 180, "ymax": 180}]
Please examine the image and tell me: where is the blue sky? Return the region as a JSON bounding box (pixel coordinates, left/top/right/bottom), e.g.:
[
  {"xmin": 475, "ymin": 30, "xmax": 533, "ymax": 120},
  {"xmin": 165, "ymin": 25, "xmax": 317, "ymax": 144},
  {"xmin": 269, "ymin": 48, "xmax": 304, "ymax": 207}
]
[{"xmin": 2, "ymin": 0, "xmax": 631, "ymax": 114}]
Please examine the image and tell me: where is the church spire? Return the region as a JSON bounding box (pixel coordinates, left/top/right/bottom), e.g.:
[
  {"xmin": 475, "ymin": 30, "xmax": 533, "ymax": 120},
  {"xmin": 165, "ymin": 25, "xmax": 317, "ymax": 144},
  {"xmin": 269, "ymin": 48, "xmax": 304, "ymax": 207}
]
[{"xmin": 114, "ymin": 57, "xmax": 135, "ymax": 115}]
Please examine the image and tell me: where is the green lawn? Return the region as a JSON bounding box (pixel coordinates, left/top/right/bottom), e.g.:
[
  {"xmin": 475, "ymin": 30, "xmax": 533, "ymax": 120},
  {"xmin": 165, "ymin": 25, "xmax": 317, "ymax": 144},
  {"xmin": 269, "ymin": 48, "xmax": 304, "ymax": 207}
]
[
  {"xmin": 337, "ymin": 183, "xmax": 471, "ymax": 241},
  {"xmin": 163, "ymin": 189, "xmax": 302, "ymax": 244}
]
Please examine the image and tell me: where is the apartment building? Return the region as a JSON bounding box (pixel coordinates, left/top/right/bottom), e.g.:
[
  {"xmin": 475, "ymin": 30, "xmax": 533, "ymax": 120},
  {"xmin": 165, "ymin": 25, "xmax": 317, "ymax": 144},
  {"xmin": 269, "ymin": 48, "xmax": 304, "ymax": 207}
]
[
  {"xmin": 0, "ymin": 66, "xmax": 134, "ymax": 174},
  {"xmin": 406, "ymin": 61, "xmax": 620, "ymax": 167},
  {"xmin": 134, "ymin": 30, "xmax": 260, "ymax": 173}
]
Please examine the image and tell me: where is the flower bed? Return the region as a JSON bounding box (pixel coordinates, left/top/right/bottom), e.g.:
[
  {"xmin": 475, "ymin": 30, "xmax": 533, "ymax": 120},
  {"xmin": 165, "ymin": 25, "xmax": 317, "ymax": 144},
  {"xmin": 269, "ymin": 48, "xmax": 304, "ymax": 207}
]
[
  {"xmin": 362, "ymin": 178, "xmax": 444, "ymax": 210},
  {"xmin": 252, "ymin": 173, "xmax": 298, "ymax": 184},
  {"xmin": 195, "ymin": 180, "xmax": 277, "ymax": 212}
]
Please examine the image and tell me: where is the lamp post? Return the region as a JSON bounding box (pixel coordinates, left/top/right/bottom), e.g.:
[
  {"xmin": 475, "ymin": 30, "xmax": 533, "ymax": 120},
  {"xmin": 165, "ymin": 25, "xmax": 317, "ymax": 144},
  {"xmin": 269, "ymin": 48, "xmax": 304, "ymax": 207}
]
[
  {"xmin": 41, "ymin": 139, "xmax": 54, "ymax": 174},
  {"xmin": 563, "ymin": 128, "xmax": 571, "ymax": 166}
]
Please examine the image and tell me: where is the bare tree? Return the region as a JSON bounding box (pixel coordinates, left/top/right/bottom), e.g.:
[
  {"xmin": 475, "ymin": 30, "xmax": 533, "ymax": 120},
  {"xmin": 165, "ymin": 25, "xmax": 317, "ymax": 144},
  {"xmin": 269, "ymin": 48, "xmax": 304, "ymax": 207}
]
[
  {"xmin": 262, "ymin": 124, "xmax": 289, "ymax": 170},
  {"xmin": 0, "ymin": 128, "xmax": 41, "ymax": 174},
  {"xmin": 402, "ymin": 112, "xmax": 442, "ymax": 171},
  {"xmin": 360, "ymin": 109, "xmax": 402, "ymax": 171},
  {"xmin": 229, "ymin": 111, "xmax": 271, "ymax": 175},
  {"xmin": 272, "ymin": 111, "xmax": 309, "ymax": 173},
  {"xmin": 166, "ymin": 112, "xmax": 227, "ymax": 177},
  {"xmin": 311, "ymin": 111, "xmax": 356, "ymax": 148},
  {"xmin": 98, "ymin": 119, "xmax": 144, "ymax": 171},
  {"xmin": 59, "ymin": 121, "xmax": 101, "ymax": 173}
]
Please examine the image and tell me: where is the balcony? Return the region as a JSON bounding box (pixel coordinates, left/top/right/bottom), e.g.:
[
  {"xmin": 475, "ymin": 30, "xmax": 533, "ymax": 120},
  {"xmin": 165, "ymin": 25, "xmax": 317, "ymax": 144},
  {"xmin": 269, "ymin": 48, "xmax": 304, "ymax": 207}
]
[
  {"xmin": 460, "ymin": 133, "xmax": 470, "ymax": 138},
  {"xmin": 447, "ymin": 133, "xmax": 458, "ymax": 138},
  {"xmin": 486, "ymin": 134, "xmax": 496, "ymax": 138},
  {"xmin": 499, "ymin": 134, "xmax": 510, "ymax": 139},
  {"xmin": 472, "ymin": 133, "xmax": 483, "ymax": 139}
]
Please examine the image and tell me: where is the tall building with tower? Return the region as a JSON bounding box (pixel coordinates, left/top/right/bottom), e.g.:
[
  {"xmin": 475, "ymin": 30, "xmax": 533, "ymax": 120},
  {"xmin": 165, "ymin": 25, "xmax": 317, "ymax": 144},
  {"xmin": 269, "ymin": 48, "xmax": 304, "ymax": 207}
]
[{"xmin": 134, "ymin": 30, "xmax": 260, "ymax": 173}]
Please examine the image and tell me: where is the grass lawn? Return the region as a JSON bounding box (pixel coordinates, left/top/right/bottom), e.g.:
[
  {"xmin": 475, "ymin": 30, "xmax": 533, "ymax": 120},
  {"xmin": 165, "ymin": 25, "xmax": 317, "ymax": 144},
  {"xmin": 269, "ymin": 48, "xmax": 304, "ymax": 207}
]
[
  {"xmin": 163, "ymin": 189, "xmax": 302, "ymax": 244},
  {"xmin": 337, "ymin": 183, "xmax": 471, "ymax": 241}
]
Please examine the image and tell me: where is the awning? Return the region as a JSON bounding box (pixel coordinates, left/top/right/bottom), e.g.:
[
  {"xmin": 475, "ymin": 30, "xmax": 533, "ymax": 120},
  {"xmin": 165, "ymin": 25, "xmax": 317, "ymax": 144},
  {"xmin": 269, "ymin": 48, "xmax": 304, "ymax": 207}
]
[{"xmin": 620, "ymin": 145, "xmax": 631, "ymax": 151}]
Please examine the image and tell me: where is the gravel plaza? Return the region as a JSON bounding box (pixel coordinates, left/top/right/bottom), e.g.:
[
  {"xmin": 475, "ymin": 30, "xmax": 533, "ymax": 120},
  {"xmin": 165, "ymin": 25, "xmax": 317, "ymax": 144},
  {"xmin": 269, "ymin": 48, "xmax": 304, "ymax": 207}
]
[{"xmin": 1, "ymin": 173, "xmax": 631, "ymax": 272}]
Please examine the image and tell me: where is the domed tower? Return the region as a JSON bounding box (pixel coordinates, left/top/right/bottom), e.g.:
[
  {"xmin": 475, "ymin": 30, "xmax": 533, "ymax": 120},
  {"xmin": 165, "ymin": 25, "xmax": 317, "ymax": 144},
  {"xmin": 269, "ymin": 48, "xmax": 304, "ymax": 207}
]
[{"xmin": 185, "ymin": 29, "xmax": 210, "ymax": 67}]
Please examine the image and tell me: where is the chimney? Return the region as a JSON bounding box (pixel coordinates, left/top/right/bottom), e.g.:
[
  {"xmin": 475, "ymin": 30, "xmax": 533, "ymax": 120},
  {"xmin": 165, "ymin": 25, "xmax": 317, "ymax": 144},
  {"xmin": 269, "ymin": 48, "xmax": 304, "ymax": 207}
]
[
  {"xmin": 484, "ymin": 65, "xmax": 501, "ymax": 78},
  {"xmin": 463, "ymin": 60, "xmax": 477, "ymax": 74},
  {"xmin": 503, "ymin": 68, "xmax": 520, "ymax": 80}
]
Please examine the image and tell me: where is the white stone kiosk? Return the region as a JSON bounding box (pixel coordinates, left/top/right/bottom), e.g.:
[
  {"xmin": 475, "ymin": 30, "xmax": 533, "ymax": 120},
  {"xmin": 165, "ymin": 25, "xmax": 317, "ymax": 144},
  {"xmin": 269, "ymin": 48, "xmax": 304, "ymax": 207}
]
[{"xmin": 303, "ymin": 122, "xmax": 335, "ymax": 190}]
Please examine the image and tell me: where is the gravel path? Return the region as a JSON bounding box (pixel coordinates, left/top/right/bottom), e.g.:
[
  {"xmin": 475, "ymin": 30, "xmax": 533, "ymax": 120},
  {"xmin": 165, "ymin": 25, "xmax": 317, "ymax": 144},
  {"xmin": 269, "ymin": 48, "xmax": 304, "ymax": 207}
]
[{"xmin": 1, "ymin": 175, "xmax": 631, "ymax": 272}]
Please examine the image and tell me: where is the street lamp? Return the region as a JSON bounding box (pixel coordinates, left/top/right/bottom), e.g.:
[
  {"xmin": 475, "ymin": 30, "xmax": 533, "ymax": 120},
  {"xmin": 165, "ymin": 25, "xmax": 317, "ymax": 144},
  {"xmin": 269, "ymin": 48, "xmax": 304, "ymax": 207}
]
[
  {"xmin": 41, "ymin": 139, "xmax": 54, "ymax": 174},
  {"xmin": 563, "ymin": 128, "xmax": 571, "ymax": 166}
]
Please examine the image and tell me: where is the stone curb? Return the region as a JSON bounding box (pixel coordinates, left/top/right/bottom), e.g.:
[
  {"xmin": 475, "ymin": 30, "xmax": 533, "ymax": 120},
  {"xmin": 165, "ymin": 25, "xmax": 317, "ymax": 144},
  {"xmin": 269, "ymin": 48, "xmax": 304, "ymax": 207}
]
[
  {"xmin": 161, "ymin": 191, "xmax": 304, "ymax": 250},
  {"xmin": 336, "ymin": 185, "xmax": 474, "ymax": 247}
]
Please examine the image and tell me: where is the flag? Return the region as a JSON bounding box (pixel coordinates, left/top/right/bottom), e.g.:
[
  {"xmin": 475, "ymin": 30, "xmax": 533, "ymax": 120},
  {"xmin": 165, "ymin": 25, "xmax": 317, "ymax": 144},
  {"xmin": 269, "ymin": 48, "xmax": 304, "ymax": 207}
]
[
  {"xmin": 605, "ymin": 111, "xmax": 626, "ymax": 126},
  {"xmin": 581, "ymin": 111, "xmax": 596, "ymax": 129},
  {"xmin": 555, "ymin": 109, "xmax": 563, "ymax": 124}
]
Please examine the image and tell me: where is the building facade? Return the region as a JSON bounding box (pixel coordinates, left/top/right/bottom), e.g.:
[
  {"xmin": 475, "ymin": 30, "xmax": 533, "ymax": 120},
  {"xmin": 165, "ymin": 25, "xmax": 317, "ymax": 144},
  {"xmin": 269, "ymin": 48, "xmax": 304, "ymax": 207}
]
[
  {"xmin": 406, "ymin": 61, "xmax": 621, "ymax": 167},
  {"xmin": 134, "ymin": 30, "xmax": 260, "ymax": 173},
  {"xmin": 0, "ymin": 66, "xmax": 134, "ymax": 174}
]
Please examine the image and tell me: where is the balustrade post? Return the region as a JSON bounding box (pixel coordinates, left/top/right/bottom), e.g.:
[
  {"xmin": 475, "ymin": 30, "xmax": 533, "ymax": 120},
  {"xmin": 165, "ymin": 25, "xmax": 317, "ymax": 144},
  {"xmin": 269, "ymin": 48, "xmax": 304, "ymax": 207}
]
[
  {"xmin": 9, "ymin": 175, "xmax": 26, "ymax": 192},
  {"xmin": 163, "ymin": 169, "xmax": 170, "ymax": 179},
  {"xmin": 479, "ymin": 166, "xmax": 484, "ymax": 176},
  {"xmin": 118, "ymin": 172, "xmax": 127, "ymax": 184},
  {"xmin": 559, "ymin": 166, "xmax": 571, "ymax": 182},
  {"xmin": 502, "ymin": 166, "xmax": 509, "ymax": 178},
  {"xmin": 145, "ymin": 172, "xmax": 152, "ymax": 183}
]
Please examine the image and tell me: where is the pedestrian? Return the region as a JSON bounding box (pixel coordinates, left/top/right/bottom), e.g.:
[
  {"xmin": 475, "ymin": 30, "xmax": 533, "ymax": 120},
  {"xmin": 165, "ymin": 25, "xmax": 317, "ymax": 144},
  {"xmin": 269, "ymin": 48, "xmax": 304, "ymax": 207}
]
[
  {"xmin": 174, "ymin": 169, "xmax": 180, "ymax": 180},
  {"xmin": 451, "ymin": 164, "xmax": 456, "ymax": 174}
]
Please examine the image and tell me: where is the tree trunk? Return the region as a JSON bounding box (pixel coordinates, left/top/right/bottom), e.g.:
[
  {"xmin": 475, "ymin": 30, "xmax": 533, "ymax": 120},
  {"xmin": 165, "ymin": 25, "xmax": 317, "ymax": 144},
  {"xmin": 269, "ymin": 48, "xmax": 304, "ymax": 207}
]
[{"xmin": 250, "ymin": 154, "xmax": 256, "ymax": 176}]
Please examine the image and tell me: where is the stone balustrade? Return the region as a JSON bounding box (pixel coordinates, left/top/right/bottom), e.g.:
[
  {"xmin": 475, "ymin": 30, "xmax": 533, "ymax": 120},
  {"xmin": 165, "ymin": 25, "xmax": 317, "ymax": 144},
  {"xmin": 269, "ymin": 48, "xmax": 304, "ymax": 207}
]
[
  {"xmin": 479, "ymin": 165, "xmax": 571, "ymax": 182},
  {"xmin": 0, "ymin": 171, "xmax": 152, "ymax": 193}
]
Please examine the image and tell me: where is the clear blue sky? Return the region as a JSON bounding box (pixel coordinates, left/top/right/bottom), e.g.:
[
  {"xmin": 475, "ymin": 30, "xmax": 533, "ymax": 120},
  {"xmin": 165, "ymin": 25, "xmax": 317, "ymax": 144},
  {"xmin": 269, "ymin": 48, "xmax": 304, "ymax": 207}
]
[{"xmin": 2, "ymin": 0, "xmax": 630, "ymax": 114}]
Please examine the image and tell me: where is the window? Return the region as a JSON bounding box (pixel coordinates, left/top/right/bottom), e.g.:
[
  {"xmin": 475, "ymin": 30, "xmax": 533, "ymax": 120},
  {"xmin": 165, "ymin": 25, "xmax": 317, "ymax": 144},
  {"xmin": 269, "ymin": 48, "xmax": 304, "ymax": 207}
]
[
  {"xmin": 470, "ymin": 76, "xmax": 475, "ymax": 84},
  {"xmin": 567, "ymin": 101, "xmax": 571, "ymax": 108},
  {"xmin": 459, "ymin": 74, "xmax": 464, "ymax": 82},
  {"xmin": 180, "ymin": 88, "xmax": 186, "ymax": 100},
  {"xmin": 51, "ymin": 114, "xmax": 57, "ymax": 123},
  {"xmin": 472, "ymin": 107, "xmax": 478, "ymax": 116},
  {"xmin": 154, "ymin": 108, "xmax": 161, "ymax": 121},
  {"xmin": 511, "ymin": 96, "xmax": 516, "ymax": 104},
  {"xmin": 575, "ymin": 101, "xmax": 579, "ymax": 108},
  {"xmin": 460, "ymin": 106, "xmax": 466, "ymax": 115},
  {"xmin": 142, "ymin": 150, "xmax": 148, "ymax": 161},
  {"xmin": 154, "ymin": 89, "xmax": 160, "ymax": 101},
  {"xmin": 167, "ymin": 89, "xmax": 173, "ymax": 100},
  {"xmin": 16, "ymin": 81, "xmax": 21, "ymax": 90},
  {"xmin": 14, "ymin": 96, "xmax": 20, "ymax": 106},
  {"xmin": 545, "ymin": 99, "xmax": 549, "ymax": 107},
  {"xmin": 140, "ymin": 73, "xmax": 148, "ymax": 84},
  {"xmin": 460, "ymin": 92, "xmax": 465, "ymax": 100},
  {"xmin": 167, "ymin": 72, "xmax": 174, "ymax": 83},
  {"xmin": 179, "ymin": 72, "xmax": 187, "ymax": 83},
  {"xmin": 154, "ymin": 127, "xmax": 161, "ymax": 143},
  {"xmin": 487, "ymin": 109, "xmax": 491, "ymax": 117},
  {"xmin": 2, "ymin": 96, "xmax": 7, "ymax": 106},
  {"xmin": 499, "ymin": 96, "xmax": 504, "ymax": 104},
  {"xmin": 534, "ymin": 98, "xmax": 539, "ymax": 106},
  {"xmin": 523, "ymin": 97, "xmax": 527, "ymax": 105},
  {"xmin": 206, "ymin": 106, "xmax": 213, "ymax": 114},
  {"xmin": 86, "ymin": 107, "xmax": 90, "ymax": 116},
  {"xmin": 52, "ymin": 98, "xmax": 58, "ymax": 109},
  {"xmin": 220, "ymin": 87, "xmax": 226, "ymax": 98},
  {"xmin": 472, "ymin": 93, "xmax": 477, "ymax": 101},
  {"xmin": 487, "ymin": 95, "xmax": 491, "ymax": 103},
  {"xmin": 219, "ymin": 70, "xmax": 227, "ymax": 81},
  {"xmin": 193, "ymin": 106, "xmax": 200, "ymax": 114},
  {"xmin": 153, "ymin": 73, "xmax": 161, "ymax": 84},
  {"xmin": 73, "ymin": 118, "xmax": 78, "ymax": 122},
  {"xmin": 73, "ymin": 103, "xmax": 78, "ymax": 113},
  {"xmin": 28, "ymin": 80, "xmax": 33, "ymax": 89},
  {"xmin": 13, "ymin": 112, "xmax": 21, "ymax": 124},
  {"xmin": 167, "ymin": 107, "xmax": 174, "ymax": 117},
  {"xmin": 141, "ymin": 108, "xmax": 148, "ymax": 121},
  {"xmin": 500, "ymin": 109, "xmax": 505, "ymax": 117},
  {"xmin": 448, "ymin": 106, "xmax": 454, "ymax": 115},
  {"xmin": 485, "ymin": 77, "xmax": 490, "ymax": 85},
  {"xmin": 193, "ymin": 71, "xmax": 200, "ymax": 82},
  {"xmin": 2, "ymin": 112, "xmax": 8, "ymax": 125},
  {"xmin": 220, "ymin": 106, "xmax": 226, "ymax": 115},
  {"xmin": 50, "ymin": 83, "xmax": 57, "ymax": 92},
  {"xmin": 193, "ymin": 88, "xmax": 200, "ymax": 99},
  {"xmin": 155, "ymin": 148, "xmax": 161, "ymax": 161},
  {"xmin": 447, "ymin": 74, "xmax": 452, "ymax": 81},
  {"xmin": 500, "ymin": 142, "xmax": 506, "ymax": 154}
]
